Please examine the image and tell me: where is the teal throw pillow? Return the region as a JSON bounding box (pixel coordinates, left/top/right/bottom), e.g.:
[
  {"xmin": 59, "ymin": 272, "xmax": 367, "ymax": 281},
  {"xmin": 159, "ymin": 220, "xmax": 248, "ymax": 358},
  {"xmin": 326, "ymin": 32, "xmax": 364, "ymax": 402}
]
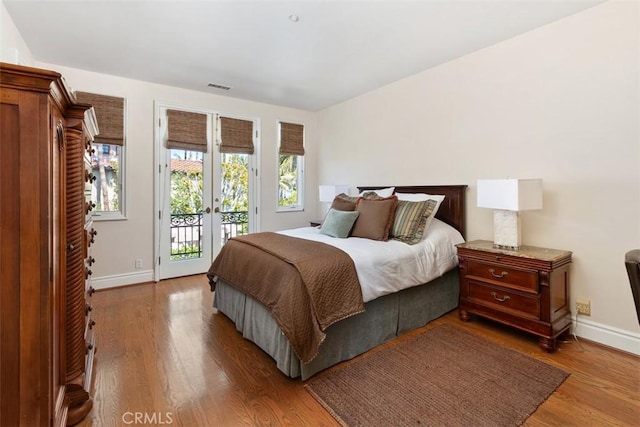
[{"xmin": 320, "ymin": 209, "xmax": 360, "ymax": 238}]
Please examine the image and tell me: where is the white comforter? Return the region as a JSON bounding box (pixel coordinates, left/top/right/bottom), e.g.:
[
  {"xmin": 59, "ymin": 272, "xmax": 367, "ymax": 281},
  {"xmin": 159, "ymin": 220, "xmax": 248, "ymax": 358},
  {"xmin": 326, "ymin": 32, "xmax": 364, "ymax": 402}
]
[{"xmin": 279, "ymin": 218, "xmax": 464, "ymax": 303}]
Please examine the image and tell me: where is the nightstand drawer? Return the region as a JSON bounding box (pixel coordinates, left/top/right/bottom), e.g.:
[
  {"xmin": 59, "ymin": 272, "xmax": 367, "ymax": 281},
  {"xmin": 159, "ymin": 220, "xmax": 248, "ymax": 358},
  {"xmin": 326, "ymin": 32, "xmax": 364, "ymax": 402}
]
[
  {"xmin": 468, "ymin": 281, "xmax": 540, "ymax": 319},
  {"xmin": 467, "ymin": 260, "xmax": 538, "ymax": 293}
]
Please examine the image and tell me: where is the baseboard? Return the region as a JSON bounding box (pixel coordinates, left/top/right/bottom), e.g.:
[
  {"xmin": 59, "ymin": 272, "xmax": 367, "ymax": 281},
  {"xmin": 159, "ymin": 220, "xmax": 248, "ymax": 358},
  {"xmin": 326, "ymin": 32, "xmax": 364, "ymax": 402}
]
[
  {"xmin": 574, "ymin": 315, "xmax": 640, "ymax": 356},
  {"xmin": 92, "ymin": 270, "xmax": 155, "ymax": 290}
]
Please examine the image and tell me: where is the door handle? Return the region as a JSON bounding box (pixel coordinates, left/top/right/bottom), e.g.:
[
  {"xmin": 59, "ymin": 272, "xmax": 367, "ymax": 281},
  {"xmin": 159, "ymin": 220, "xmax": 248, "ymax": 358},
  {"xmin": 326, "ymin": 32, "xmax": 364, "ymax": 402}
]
[
  {"xmin": 204, "ymin": 207, "xmax": 211, "ymax": 214},
  {"xmin": 214, "ymin": 207, "xmax": 220, "ymax": 213}
]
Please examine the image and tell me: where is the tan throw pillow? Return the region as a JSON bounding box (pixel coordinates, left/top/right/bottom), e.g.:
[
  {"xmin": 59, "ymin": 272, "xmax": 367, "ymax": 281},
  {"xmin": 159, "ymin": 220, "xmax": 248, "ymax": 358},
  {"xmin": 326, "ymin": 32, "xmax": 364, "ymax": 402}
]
[
  {"xmin": 331, "ymin": 193, "xmax": 358, "ymax": 211},
  {"xmin": 351, "ymin": 195, "xmax": 399, "ymax": 241}
]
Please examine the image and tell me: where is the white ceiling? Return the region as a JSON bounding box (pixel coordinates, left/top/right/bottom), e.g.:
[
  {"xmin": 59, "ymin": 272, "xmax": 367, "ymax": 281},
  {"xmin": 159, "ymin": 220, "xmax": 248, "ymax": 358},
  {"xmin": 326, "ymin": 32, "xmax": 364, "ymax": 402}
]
[{"xmin": 5, "ymin": 0, "xmax": 601, "ymax": 111}]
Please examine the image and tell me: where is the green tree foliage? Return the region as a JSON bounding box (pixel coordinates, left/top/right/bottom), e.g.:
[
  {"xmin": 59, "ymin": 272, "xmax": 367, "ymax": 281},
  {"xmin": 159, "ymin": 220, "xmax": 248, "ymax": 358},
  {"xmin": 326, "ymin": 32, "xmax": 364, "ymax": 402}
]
[
  {"xmin": 170, "ymin": 170, "xmax": 203, "ymax": 214},
  {"xmin": 169, "ymin": 154, "xmax": 250, "ymax": 215},
  {"xmin": 221, "ymin": 154, "xmax": 249, "ymax": 212},
  {"xmin": 169, "ymin": 153, "xmax": 251, "ymax": 254},
  {"xmin": 279, "ymin": 154, "xmax": 299, "ymax": 207}
]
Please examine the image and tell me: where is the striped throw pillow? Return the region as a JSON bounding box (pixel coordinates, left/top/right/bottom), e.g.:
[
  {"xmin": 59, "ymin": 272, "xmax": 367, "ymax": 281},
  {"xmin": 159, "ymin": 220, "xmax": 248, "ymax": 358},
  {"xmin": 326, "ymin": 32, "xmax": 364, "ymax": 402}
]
[{"xmin": 390, "ymin": 199, "xmax": 438, "ymax": 244}]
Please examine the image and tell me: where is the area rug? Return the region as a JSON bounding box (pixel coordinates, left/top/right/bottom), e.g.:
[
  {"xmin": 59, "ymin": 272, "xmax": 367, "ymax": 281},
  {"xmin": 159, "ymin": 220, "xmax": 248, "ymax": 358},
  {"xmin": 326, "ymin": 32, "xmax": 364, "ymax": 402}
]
[{"xmin": 305, "ymin": 325, "xmax": 568, "ymax": 427}]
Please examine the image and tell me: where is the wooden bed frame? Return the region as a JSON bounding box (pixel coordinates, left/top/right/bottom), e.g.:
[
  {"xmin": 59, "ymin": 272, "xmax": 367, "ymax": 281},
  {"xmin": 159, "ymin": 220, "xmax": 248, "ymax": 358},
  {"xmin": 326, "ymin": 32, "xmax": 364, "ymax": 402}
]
[
  {"xmin": 212, "ymin": 184, "xmax": 468, "ymax": 379},
  {"xmin": 358, "ymin": 185, "xmax": 467, "ymax": 238}
]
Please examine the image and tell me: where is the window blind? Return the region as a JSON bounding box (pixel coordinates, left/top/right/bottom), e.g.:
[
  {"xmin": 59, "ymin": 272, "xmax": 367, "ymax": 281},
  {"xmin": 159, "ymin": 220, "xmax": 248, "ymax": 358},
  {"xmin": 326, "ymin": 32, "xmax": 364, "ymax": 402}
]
[
  {"xmin": 165, "ymin": 109, "xmax": 208, "ymax": 153},
  {"xmin": 279, "ymin": 122, "xmax": 304, "ymax": 156},
  {"xmin": 75, "ymin": 91, "xmax": 125, "ymax": 146},
  {"xmin": 219, "ymin": 116, "xmax": 254, "ymax": 154}
]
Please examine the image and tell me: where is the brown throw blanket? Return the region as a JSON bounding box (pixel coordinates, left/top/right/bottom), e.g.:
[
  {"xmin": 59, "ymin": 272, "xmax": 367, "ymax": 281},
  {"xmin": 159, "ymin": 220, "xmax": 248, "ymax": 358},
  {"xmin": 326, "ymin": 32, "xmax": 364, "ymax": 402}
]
[{"xmin": 207, "ymin": 232, "xmax": 364, "ymax": 364}]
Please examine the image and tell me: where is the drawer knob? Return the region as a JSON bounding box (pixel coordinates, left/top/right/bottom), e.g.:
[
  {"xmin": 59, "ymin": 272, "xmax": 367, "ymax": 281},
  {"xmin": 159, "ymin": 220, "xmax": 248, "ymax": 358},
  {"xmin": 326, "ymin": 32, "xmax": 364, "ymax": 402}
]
[
  {"xmin": 489, "ymin": 268, "xmax": 508, "ymax": 279},
  {"xmin": 491, "ymin": 292, "xmax": 511, "ymax": 303},
  {"xmin": 84, "ymin": 171, "xmax": 97, "ymax": 183}
]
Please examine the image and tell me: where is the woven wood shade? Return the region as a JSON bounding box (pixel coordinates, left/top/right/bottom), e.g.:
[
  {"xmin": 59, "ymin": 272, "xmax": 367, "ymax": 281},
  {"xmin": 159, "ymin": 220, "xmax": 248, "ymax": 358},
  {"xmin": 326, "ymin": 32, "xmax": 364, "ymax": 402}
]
[
  {"xmin": 279, "ymin": 122, "xmax": 304, "ymax": 156},
  {"xmin": 75, "ymin": 91, "xmax": 125, "ymax": 146},
  {"xmin": 166, "ymin": 109, "xmax": 208, "ymax": 153},
  {"xmin": 219, "ymin": 117, "xmax": 254, "ymax": 154}
]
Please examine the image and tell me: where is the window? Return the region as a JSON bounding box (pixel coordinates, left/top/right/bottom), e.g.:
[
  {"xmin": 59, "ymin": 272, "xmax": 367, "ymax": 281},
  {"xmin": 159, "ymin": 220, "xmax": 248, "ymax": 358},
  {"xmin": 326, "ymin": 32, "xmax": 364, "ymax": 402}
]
[
  {"xmin": 169, "ymin": 149, "xmax": 204, "ymax": 260},
  {"xmin": 165, "ymin": 109, "xmax": 208, "ymax": 259},
  {"xmin": 76, "ymin": 91, "xmax": 126, "ymax": 219},
  {"xmin": 278, "ymin": 122, "xmax": 304, "ymax": 210},
  {"xmin": 278, "ymin": 154, "xmax": 303, "ymax": 209},
  {"xmin": 218, "ymin": 115, "xmax": 254, "ymax": 241},
  {"xmin": 92, "ymin": 143, "xmax": 123, "ymax": 213}
]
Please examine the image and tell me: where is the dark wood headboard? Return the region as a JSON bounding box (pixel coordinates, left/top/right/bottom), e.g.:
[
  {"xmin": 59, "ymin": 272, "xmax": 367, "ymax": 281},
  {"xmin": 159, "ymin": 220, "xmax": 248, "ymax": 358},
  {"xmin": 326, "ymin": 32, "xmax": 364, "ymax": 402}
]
[{"xmin": 357, "ymin": 185, "xmax": 468, "ymax": 238}]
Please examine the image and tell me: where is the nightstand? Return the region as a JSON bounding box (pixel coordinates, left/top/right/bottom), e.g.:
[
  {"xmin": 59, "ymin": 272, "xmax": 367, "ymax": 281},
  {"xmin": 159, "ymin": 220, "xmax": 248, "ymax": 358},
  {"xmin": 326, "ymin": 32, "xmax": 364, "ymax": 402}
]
[
  {"xmin": 456, "ymin": 240, "xmax": 572, "ymax": 351},
  {"xmin": 309, "ymin": 220, "xmax": 323, "ymax": 227}
]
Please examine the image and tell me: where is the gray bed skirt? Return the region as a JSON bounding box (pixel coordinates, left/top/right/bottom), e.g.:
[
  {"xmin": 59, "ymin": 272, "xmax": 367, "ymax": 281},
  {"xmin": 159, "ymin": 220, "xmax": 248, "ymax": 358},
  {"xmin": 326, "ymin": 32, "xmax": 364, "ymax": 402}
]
[{"xmin": 213, "ymin": 268, "xmax": 459, "ymax": 380}]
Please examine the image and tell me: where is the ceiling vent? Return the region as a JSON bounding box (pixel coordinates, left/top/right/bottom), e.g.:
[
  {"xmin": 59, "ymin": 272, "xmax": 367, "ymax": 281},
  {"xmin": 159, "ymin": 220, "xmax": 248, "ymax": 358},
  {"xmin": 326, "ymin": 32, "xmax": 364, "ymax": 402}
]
[{"xmin": 207, "ymin": 83, "xmax": 231, "ymax": 90}]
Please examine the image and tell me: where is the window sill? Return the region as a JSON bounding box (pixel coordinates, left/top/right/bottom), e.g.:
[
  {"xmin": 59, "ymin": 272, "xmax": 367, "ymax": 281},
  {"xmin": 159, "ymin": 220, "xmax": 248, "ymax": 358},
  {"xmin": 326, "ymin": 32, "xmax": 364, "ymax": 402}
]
[
  {"xmin": 276, "ymin": 207, "xmax": 304, "ymax": 213},
  {"xmin": 91, "ymin": 212, "xmax": 127, "ymax": 221}
]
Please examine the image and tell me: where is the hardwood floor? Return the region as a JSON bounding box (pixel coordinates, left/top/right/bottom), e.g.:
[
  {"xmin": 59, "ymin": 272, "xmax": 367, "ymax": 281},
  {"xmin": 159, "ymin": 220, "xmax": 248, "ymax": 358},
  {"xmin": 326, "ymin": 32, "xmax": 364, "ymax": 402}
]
[{"xmin": 79, "ymin": 275, "xmax": 639, "ymax": 426}]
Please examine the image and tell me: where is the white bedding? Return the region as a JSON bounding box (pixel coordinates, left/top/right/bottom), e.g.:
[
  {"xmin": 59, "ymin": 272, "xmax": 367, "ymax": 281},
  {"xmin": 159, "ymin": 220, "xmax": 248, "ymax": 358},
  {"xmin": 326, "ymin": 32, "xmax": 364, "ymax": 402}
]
[{"xmin": 279, "ymin": 218, "xmax": 464, "ymax": 303}]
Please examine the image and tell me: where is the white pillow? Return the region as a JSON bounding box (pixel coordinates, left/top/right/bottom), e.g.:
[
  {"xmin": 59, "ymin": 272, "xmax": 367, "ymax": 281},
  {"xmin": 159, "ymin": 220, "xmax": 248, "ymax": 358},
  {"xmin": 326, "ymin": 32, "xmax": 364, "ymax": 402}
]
[
  {"xmin": 359, "ymin": 186, "xmax": 395, "ymax": 198},
  {"xmin": 396, "ymin": 193, "xmax": 445, "ymax": 233}
]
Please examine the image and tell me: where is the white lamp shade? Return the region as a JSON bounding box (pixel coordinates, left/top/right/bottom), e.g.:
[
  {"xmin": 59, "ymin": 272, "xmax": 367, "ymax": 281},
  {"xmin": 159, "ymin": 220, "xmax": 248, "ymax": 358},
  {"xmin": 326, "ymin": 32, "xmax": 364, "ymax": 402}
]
[
  {"xmin": 319, "ymin": 185, "xmax": 349, "ymax": 202},
  {"xmin": 477, "ymin": 179, "xmax": 543, "ymax": 211}
]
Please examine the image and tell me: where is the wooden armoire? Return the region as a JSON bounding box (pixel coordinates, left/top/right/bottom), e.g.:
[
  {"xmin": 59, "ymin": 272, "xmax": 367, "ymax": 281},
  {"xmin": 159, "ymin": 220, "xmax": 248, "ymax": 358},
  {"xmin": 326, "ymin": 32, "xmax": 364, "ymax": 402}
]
[{"xmin": 0, "ymin": 62, "xmax": 98, "ymax": 426}]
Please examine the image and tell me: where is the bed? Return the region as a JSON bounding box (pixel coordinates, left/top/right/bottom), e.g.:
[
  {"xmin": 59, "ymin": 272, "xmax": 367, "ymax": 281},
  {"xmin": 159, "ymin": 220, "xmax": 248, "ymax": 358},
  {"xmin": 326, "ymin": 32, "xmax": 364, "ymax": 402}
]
[{"xmin": 208, "ymin": 185, "xmax": 467, "ymax": 380}]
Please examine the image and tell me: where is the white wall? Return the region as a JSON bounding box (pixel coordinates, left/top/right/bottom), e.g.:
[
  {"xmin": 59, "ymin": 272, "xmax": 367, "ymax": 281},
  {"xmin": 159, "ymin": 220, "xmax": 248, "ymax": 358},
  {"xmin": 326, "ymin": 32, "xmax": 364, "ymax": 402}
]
[
  {"xmin": 5, "ymin": 0, "xmax": 638, "ymax": 353},
  {"xmin": 1, "ymin": 0, "xmax": 319, "ymax": 287},
  {"xmin": 318, "ymin": 1, "xmax": 640, "ymax": 352},
  {"xmin": 1, "ymin": 1, "xmax": 34, "ymax": 65},
  {"xmin": 35, "ymin": 63, "xmax": 318, "ymax": 287}
]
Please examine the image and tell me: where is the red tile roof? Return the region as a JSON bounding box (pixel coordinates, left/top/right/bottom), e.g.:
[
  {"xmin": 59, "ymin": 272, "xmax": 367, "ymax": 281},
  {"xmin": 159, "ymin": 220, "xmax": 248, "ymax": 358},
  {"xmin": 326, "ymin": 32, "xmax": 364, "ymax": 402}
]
[{"xmin": 171, "ymin": 159, "xmax": 202, "ymax": 174}]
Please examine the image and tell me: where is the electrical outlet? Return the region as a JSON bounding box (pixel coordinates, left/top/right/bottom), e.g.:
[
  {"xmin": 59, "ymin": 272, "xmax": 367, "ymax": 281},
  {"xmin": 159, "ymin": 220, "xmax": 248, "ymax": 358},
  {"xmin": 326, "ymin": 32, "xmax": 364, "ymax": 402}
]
[
  {"xmin": 135, "ymin": 258, "xmax": 143, "ymax": 269},
  {"xmin": 576, "ymin": 299, "xmax": 591, "ymax": 316}
]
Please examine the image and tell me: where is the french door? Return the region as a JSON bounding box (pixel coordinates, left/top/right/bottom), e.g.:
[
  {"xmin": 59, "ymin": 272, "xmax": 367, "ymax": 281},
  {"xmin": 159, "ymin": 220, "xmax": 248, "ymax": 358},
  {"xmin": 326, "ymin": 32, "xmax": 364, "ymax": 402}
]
[{"xmin": 155, "ymin": 104, "xmax": 258, "ymax": 280}]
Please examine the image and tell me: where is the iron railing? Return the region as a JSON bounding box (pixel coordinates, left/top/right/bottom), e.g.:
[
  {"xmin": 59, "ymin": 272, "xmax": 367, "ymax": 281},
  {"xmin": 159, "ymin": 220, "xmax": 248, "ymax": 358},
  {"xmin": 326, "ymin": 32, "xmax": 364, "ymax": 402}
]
[
  {"xmin": 170, "ymin": 213, "xmax": 203, "ymax": 260},
  {"xmin": 170, "ymin": 210, "xmax": 248, "ymax": 260},
  {"xmin": 220, "ymin": 210, "xmax": 249, "ymax": 244}
]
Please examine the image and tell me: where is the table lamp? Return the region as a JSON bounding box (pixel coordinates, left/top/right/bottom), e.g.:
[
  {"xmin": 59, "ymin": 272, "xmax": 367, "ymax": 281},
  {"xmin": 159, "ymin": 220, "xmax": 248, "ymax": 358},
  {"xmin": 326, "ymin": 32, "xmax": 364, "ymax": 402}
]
[{"xmin": 477, "ymin": 179, "xmax": 543, "ymax": 250}]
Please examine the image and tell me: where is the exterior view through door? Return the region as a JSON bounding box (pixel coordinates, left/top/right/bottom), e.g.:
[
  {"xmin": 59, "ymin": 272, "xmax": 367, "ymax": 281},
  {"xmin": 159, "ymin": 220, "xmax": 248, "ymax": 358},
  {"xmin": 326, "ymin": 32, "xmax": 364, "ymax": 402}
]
[{"xmin": 156, "ymin": 106, "xmax": 257, "ymax": 280}]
